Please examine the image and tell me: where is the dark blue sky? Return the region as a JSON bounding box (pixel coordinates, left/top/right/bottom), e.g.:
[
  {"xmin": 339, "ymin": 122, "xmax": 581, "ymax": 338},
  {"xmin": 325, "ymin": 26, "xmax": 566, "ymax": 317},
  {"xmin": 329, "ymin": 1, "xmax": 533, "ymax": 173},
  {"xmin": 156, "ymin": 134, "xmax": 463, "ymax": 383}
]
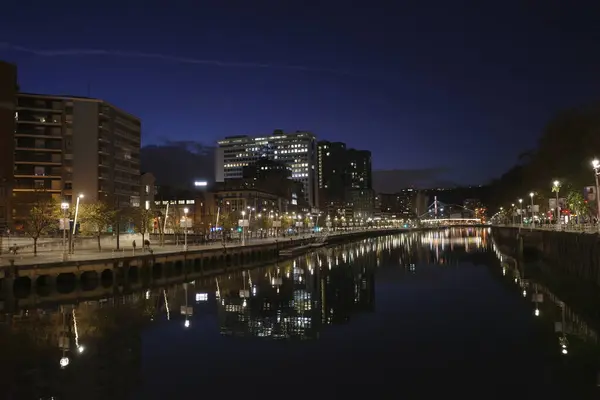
[{"xmin": 2, "ymin": 1, "xmax": 600, "ymax": 185}]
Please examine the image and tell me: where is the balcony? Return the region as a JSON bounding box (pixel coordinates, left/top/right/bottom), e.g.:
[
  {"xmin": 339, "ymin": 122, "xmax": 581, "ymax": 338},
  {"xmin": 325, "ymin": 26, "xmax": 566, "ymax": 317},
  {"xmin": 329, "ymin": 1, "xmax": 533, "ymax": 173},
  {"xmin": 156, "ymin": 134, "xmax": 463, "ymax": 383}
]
[
  {"xmin": 15, "ymin": 152, "xmax": 62, "ymax": 165},
  {"xmin": 14, "ymin": 169, "xmax": 61, "ymax": 179},
  {"xmin": 114, "ymin": 163, "xmax": 138, "ymax": 174},
  {"xmin": 16, "ymin": 125, "xmax": 62, "ymax": 138},
  {"xmin": 17, "ymin": 114, "xmax": 62, "ymax": 125},
  {"xmin": 15, "ymin": 138, "xmax": 62, "ymax": 152}
]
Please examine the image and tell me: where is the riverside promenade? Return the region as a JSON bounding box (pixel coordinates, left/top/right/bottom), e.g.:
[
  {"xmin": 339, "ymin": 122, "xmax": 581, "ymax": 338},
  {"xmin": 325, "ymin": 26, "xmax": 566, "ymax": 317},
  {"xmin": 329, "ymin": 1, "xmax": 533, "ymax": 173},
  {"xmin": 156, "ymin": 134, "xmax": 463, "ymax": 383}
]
[{"xmin": 0, "ymin": 229, "xmax": 401, "ymax": 267}]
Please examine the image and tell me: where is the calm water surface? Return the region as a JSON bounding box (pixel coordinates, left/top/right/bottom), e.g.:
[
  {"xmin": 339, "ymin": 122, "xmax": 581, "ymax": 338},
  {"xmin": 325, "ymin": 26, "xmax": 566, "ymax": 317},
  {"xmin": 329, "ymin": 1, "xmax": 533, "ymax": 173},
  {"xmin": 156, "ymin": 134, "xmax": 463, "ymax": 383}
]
[{"xmin": 2, "ymin": 228, "xmax": 600, "ymax": 399}]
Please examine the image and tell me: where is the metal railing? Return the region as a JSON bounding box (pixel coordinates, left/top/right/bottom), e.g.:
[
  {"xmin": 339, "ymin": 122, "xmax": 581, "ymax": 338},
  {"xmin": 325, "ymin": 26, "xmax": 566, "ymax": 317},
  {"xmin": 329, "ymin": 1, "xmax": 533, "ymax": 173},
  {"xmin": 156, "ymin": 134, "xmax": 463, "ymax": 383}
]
[{"xmin": 495, "ymin": 223, "xmax": 600, "ymax": 234}]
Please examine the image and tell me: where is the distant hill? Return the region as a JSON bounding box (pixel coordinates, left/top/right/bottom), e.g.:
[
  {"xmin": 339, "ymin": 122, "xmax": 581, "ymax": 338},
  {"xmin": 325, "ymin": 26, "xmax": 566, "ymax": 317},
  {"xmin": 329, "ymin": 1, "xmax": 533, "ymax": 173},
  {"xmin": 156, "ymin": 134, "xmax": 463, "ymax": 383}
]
[
  {"xmin": 141, "ymin": 141, "xmax": 215, "ymax": 189},
  {"xmin": 372, "ymin": 168, "xmax": 458, "ymax": 192}
]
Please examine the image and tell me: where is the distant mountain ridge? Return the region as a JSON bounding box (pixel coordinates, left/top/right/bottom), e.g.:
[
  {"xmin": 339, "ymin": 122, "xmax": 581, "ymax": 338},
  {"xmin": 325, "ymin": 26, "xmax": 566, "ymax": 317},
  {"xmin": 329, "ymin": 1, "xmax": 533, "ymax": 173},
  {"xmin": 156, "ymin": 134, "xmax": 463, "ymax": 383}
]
[
  {"xmin": 372, "ymin": 168, "xmax": 459, "ymax": 192},
  {"xmin": 141, "ymin": 141, "xmax": 215, "ymax": 189}
]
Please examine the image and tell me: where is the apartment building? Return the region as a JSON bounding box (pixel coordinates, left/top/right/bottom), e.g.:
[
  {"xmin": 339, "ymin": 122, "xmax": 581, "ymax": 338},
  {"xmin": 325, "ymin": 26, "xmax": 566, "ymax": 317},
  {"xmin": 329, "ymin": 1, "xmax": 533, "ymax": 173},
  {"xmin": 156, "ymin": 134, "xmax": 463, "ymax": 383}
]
[
  {"xmin": 216, "ymin": 130, "xmax": 319, "ymax": 208},
  {"xmin": 11, "ymin": 92, "xmax": 141, "ymax": 227},
  {"xmin": 0, "ymin": 61, "xmax": 17, "ymax": 230}
]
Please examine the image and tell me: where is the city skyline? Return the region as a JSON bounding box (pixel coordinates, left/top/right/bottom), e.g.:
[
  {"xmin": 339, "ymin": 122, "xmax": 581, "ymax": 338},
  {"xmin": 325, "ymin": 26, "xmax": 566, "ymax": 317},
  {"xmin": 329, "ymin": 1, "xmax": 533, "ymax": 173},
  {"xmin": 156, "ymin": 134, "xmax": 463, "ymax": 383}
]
[{"xmin": 3, "ymin": 2, "xmax": 600, "ymax": 186}]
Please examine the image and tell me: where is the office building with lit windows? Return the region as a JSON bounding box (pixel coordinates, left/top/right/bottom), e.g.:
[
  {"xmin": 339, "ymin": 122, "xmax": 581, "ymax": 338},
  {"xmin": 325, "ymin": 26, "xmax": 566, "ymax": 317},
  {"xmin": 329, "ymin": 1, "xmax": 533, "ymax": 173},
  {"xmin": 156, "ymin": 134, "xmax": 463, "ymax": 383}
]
[{"xmin": 215, "ymin": 130, "xmax": 319, "ymax": 208}]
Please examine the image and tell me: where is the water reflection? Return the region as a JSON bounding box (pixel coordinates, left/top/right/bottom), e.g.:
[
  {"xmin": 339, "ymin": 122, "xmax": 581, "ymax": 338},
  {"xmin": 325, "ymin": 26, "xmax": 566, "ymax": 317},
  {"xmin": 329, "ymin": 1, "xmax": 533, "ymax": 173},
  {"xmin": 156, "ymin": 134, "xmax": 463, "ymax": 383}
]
[
  {"xmin": 217, "ymin": 255, "xmax": 375, "ymax": 339},
  {"xmin": 491, "ymin": 239, "xmax": 600, "ymax": 361},
  {"xmin": 0, "ymin": 228, "xmax": 513, "ymax": 398}
]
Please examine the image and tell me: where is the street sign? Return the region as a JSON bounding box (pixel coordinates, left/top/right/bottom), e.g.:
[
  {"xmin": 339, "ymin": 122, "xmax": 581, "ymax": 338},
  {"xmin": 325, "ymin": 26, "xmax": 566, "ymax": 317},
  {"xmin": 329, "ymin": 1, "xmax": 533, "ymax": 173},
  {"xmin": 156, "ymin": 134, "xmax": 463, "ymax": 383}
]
[
  {"xmin": 59, "ymin": 218, "xmax": 69, "ymax": 230},
  {"xmin": 238, "ymin": 219, "xmax": 249, "ymax": 227},
  {"xmin": 272, "ymin": 221, "xmax": 281, "ymax": 227},
  {"xmin": 585, "ymin": 186, "xmax": 596, "ymax": 201}
]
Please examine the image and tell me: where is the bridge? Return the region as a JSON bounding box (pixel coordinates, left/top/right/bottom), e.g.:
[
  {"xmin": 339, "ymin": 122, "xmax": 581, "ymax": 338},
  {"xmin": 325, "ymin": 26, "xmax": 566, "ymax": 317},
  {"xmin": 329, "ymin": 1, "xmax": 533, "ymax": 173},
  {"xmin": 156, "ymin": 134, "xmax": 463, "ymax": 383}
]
[
  {"xmin": 418, "ymin": 196, "xmax": 483, "ymax": 226},
  {"xmin": 420, "ymin": 218, "xmax": 482, "ymax": 225}
]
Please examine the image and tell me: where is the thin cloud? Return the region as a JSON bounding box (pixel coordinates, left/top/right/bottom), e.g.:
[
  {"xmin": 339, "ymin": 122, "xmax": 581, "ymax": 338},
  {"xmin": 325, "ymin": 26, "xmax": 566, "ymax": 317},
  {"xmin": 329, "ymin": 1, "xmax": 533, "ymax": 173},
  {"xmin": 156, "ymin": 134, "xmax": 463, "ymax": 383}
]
[{"xmin": 0, "ymin": 42, "xmax": 356, "ymax": 76}]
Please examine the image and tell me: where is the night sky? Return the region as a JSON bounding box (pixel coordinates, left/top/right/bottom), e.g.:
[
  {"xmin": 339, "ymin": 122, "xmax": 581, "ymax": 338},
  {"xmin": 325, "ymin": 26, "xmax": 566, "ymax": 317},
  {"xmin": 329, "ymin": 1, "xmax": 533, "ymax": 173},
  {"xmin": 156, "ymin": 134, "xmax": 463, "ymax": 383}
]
[{"xmin": 2, "ymin": 1, "xmax": 600, "ymax": 185}]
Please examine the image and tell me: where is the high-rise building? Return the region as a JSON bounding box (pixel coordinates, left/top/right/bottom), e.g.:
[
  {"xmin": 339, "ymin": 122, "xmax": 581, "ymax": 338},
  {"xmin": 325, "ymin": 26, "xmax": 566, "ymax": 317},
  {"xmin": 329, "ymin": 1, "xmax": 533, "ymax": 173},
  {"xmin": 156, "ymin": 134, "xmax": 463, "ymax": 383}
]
[
  {"xmin": 0, "ymin": 61, "xmax": 17, "ymax": 230},
  {"xmin": 216, "ymin": 130, "xmax": 318, "ymax": 208},
  {"xmin": 317, "ymin": 141, "xmax": 374, "ymax": 219},
  {"xmin": 345, "ymin": 149, "xmax": 374, "ymax": 219},
  {"xmin": 10, "ymin": 90, "xmax": 141, "ymax": 228},
  {"xmin": 347, "ymin": 149, "xmax": 372, "ymax": 189},
  {"xmin": 317, "ymin": 141, "xmax": 347, "ymax": 216}
]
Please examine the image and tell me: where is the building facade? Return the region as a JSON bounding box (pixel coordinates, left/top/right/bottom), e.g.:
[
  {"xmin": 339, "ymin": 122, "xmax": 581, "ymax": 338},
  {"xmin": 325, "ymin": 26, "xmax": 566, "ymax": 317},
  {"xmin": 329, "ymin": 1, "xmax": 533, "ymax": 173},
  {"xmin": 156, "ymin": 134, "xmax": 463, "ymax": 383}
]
[
  {"xmin": 317, "ymin": 141, "xmax": 374, "ymax": 219},
  {"xmin": 0, "ymin": 61, "xmax": 17, "ymax": 231},
  {"xmin": 317, "ymin": 141, "xmax": 347, "ymax": 216},
  {"xmin": 10, "ymin": 91, "xmax": 141, "ymax": 228},
  {"xmin": 216, "ymin": 130, "xmax": 319, "ymax": 208}
]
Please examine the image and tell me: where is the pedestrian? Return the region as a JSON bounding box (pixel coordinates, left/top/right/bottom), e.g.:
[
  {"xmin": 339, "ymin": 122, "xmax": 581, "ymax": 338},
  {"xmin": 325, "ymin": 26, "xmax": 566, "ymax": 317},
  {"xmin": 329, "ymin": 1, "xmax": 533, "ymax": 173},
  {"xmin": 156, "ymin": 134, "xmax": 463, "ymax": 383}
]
[{"xmin": 132, "ymin": 240, "xmax": 137, "ymax": 252}]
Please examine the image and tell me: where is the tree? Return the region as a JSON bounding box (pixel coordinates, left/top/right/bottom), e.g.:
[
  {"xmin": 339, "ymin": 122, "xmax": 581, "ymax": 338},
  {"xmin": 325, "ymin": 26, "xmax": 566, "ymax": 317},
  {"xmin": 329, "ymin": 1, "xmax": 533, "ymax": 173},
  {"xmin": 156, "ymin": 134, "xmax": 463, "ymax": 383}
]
[
  {"xmin": 131, "ymin": 208, "xmax": 154, "ymax": 245},
  {"xmin": 219, "ymin": 211, "xmax": 237, "ymax": 231},
  {"xmin": 565, "ymin": 187, "xmax": 590, "ymax": 223},
  {"xmin": 79, "ymin": 202, "xmax": 115, "ymax": 251},
  {"xmin": 23, "ymin": 195, "xmax": 60, "ymax": 256}
]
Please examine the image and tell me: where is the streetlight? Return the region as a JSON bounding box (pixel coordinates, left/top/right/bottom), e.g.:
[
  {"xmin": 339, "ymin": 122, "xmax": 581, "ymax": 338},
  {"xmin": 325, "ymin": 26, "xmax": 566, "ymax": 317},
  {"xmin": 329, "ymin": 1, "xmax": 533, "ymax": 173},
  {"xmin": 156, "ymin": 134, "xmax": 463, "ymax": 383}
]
[
  {"xmin": 61, "ymin": 202, "xmax": 69, "ymax": 261},
  {"xmin": 529, "ymin": 192, "xmax": 535, "ymax": 229},
  {"xmin": 552, "ymin": 180, "xmax": 561, "ymax": 227},
  {"xmin": 592, "ymin": 159, "xmax": 600, "ymax": 224},
  {"xmin": 241, "ymin": 210, "xmax": 246, "ymax": 246},
  {"xmin": 518, "ymin": 199, "xmax": 523, "ymax": 228},
  {"xmin": 511, "ymin": 203, "xmax": 515, "ymax": 225},
  {"xmin": 71, "ymin": 194, "xmax": 84, "ymax": 254},
  {"xmin": 183, "ymin": 207, "xmax": 189, "ymax": 251}
]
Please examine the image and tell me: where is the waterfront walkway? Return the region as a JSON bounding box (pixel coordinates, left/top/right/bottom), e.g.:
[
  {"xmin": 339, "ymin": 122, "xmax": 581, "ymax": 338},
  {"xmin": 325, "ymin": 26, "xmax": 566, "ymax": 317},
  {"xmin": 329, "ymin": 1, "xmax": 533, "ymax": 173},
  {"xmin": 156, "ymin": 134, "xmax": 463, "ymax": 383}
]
[
  {"xmin": 0, "ymin": 229, "xmax": 394, "ymax": 267},
  {"xmin": 497, "ymin": 223, "xmax": 600, "ymax": 234}
]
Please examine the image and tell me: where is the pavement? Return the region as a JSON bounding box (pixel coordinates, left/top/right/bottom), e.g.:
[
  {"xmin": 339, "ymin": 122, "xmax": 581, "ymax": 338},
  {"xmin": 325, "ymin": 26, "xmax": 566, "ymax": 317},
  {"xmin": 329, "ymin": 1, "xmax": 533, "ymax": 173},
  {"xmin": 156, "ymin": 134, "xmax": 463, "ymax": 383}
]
[
  {"xmin": 499, "ymin": 224, "xmax": 600, "ymax": 234},
  {"xmin": 0, "ymin": 233, "xmax": 336, "ymax": 266}
]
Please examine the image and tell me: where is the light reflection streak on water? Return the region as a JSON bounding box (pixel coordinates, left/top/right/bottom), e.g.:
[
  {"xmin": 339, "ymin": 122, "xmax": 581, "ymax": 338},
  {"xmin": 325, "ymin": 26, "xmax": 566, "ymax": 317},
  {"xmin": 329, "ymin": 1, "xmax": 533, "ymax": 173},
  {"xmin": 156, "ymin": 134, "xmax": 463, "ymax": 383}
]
[
  {"xmin": 0, "ymin": 229, "xmax": 495, "ymax": 368},
  {"xmin": 491, "ymin": 238, "xmax": 599, "ymax": 353}
]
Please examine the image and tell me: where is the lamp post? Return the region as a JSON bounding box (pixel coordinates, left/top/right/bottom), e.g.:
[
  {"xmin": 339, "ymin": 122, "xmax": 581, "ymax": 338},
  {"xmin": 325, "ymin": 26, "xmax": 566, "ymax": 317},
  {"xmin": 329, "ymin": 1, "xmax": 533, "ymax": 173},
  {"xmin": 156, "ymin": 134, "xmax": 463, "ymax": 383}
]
[
  {"xmin": 592, "ymin": 160, "xmax": 600, "ymax": 225},
  {"xmin": 183, "ymin": 207, "xmax": 189, "ymax": 251},
  {"xmin": 552, "ymin": 180, "xmax": 561, "ymax": 227},
  {"xmin": 511, "ymin": 203, "xmax": 515, "ymax": 225},
  {"xmin": 529, "ymin": 192, "xmax": 535, "ymax": 229},
  {"xmin": 241, "ymin": 210, "xmax": 246, "ymax": 246},
  {"xmin": 61, "ymin": 202, "xmax": 69, "ymax": 261},
  {"xmin": 71, "ymin": 194, "xmax": 84, "ymax": 254},
  {"xmin": 518, "ymin": 199, "xmax": 523, "ymax": 229}
]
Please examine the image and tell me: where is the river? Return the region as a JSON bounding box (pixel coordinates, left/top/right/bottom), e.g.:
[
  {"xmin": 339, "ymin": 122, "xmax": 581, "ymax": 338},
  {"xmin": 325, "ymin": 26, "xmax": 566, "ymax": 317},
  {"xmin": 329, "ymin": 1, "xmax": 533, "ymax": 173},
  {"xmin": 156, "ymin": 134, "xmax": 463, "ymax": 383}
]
[{"xmin": 1, "ymin": 227, "xmax": 599, "ymax": 399}]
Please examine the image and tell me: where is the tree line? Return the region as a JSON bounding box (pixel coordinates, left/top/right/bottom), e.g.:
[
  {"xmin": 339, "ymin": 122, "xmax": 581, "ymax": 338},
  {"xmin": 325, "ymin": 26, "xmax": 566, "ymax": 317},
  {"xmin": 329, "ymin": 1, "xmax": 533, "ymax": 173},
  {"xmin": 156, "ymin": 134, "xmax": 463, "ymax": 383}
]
[
  {"xmin": 22, "ymin": 195, "xmax": 155, "ymax": 256},
  {"xmin": 488, "ymin": 103, "xmax": 600, "ymax": 220}
]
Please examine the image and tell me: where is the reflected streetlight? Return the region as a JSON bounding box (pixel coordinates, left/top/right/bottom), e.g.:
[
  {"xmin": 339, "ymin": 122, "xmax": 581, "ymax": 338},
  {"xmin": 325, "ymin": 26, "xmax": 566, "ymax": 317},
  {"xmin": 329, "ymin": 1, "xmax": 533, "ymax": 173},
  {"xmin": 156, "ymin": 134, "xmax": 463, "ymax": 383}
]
[{"xmin": 60, "ymin": 357, "xmax": 70, "ymax": 368}]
